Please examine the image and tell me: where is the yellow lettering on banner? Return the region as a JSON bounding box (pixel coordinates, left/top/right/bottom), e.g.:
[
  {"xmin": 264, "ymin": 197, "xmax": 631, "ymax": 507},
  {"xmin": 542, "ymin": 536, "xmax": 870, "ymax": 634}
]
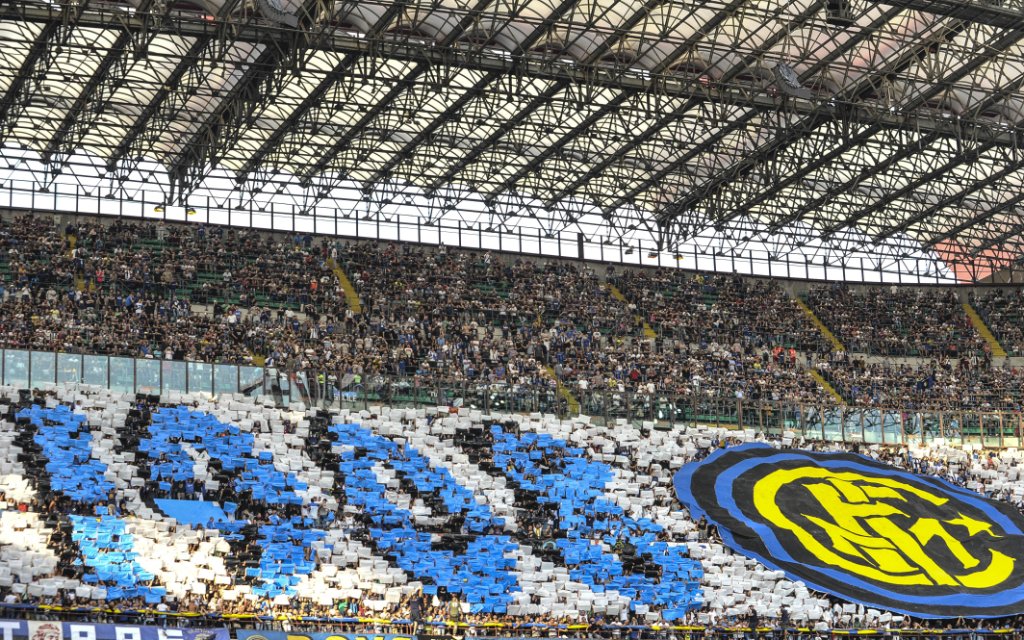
[{"xmin": 752, "ymin": 467, "xmax": 1014, "ymax": 589}]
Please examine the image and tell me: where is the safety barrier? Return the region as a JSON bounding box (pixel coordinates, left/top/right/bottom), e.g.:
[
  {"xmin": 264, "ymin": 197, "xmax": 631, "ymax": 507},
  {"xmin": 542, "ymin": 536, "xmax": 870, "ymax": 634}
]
[{"xmin": 0, "ymin": 608, "xmax": 1020, "ymax": 639}]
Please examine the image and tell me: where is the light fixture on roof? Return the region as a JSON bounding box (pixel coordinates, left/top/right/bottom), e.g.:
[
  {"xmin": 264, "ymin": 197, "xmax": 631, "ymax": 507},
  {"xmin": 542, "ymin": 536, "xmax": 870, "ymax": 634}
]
[
  {"xmin": 825, "ymin": 0, "xmax": 854, "ymax": 26},
  {"xmin": 772, "ymin": 63, "xmax": 813, "ymax": 99}
]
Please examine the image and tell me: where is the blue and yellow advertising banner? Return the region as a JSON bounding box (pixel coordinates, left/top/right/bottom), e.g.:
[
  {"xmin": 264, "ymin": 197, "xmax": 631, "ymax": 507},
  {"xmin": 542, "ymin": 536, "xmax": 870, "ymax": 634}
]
[
  {"xmin": 674, "ymin": 443, "xmax": 1024, "ymax": 619},
  {"xmin": 0, "ymin": 620, "xmax": 228, "ymax": 640},
  {"xmin": 236, "ymin": 631, "xmax": 412, "ymax": 640}
]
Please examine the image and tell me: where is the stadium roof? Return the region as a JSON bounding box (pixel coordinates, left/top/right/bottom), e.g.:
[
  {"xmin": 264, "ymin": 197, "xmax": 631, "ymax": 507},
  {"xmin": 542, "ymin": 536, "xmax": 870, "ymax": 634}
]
[{"xmin": 1, "ymin": 0, "xmax": 1023, "ymax": 283}]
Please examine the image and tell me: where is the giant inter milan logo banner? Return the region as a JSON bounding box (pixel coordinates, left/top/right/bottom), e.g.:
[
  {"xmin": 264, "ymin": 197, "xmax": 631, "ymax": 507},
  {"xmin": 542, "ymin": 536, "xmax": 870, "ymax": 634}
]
[{"xmin": 674, "ymin": 444, "xmax": 1024, "ymax": 618}]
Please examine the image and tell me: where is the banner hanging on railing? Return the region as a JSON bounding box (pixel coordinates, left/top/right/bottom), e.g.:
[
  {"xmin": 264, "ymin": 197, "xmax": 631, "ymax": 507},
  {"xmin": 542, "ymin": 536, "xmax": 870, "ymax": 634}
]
[
  {"xmin": 0, "ymin": 620, "xmax": 229, "ymax": 640},
  {"xmin": 237, "ymin": 632, "xmax": 413, "ymax": 640}
]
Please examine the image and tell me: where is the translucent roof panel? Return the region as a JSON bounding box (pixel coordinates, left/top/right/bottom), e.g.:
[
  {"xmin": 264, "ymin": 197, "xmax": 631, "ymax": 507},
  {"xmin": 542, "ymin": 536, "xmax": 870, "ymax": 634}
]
[{"xmin": 1, "ymin": 0, "xmax": 1024, "ymax": 282}]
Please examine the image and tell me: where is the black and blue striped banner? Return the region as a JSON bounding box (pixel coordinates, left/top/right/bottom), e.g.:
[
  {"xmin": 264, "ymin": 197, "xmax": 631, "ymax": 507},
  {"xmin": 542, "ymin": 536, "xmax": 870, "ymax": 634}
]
[{"xmin": 674, "ymin": 444, "xmax": 1024, "ymax": 619}]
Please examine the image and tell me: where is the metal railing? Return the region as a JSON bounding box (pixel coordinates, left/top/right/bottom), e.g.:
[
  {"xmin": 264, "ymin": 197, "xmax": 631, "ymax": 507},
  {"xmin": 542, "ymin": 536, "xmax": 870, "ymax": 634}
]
[
  {"xmin": 292, "ymin": 371, "xmax": 1024, "ymax": 449},
  {"xmin": 1, "ymin": 346, "xmax": 1022, "ymax": 449}
]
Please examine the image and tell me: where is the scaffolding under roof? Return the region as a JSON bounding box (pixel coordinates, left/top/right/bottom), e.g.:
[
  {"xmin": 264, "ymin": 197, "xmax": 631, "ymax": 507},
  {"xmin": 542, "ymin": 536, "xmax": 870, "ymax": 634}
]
[{"xmin": 2, "ymin": 0, "xmax": 1024, "ymax": 282}]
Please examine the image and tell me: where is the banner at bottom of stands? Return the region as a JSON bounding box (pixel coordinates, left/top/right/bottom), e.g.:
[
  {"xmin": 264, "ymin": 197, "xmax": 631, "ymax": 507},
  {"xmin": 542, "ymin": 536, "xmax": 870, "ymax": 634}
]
[
  {"xmin": 0, "ymin": 620, "xmax": 229, "ymax": 640},
  {"xmin": 237, "ymin": 632, "xmax": 412, "ymax": 640}
]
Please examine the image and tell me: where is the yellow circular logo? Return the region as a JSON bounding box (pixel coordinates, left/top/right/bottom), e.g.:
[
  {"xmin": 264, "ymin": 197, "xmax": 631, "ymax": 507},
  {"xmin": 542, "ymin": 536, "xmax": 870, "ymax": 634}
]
[
  {"xmin": 754, "ymin": 467, "xmax": 1013, "ymax": 589},
  {"xmin": 676, "ymin": 444, "xmax": 1024, "ymax": 618}
]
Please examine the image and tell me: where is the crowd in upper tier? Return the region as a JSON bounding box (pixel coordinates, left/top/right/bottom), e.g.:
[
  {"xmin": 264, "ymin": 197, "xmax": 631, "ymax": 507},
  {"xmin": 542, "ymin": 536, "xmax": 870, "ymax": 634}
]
[{"xmin": 2, "ymin": 213, "xmax": 1024, "ymax": 413}]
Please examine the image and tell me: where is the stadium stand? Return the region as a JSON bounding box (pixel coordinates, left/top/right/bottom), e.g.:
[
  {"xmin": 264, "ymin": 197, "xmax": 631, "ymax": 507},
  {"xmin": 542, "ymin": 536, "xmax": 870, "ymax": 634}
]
[
  {"xmin": 972, "ymin": 289, "xmax": 1024, "ymax": 357},
  {"xmin": 7, "ymin": 212, "xmax": 1024, "ymax": 420},
  {"xmin": 802, "ymin": 285, "xmax": 987, "ymax": 358},
  {"xmin": 0, "ymin": 383, "xmax": 1023, "ymax": 629}
]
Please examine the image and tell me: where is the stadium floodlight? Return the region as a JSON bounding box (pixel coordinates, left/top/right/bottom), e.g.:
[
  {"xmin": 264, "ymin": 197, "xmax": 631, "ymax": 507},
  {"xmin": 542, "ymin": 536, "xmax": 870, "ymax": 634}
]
[
  {"xmin": 825, "ymin": 0, "xmax": 855, "ymax": 26},
  {"xmin": 773, "ymin": 63, "xmax": 813, "ymax": 100}
]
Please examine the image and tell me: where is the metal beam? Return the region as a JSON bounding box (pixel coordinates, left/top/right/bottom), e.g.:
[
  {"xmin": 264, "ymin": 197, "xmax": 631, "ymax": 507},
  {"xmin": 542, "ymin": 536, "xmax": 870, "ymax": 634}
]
[
  {"xmin": 0, "ymin": 21, "xmax": 63, "ymax": 141},
  {"xmin": 350, "ymin": 72, "xmax": 495, "ymax": 193},
  {"xmin": 966, "ymin": 193, "xmax": 1024, "ymax": 255},
  {"xmin": 232, "ymin": 0, "xmax": 415, "ymax": 185},
  {"xmin": 299, "ymin": 0, "xmax": 584, "ymax": 189},
  {"xmin": 40, "ymin": 0, "xmax": 163, "ymax": 174},
  {"xmin": 747, "ymin": 22, "xmax": 1024, "ymax": 235},
  {"xmin": 475, "ymin": 0, "xmax": 676, "ymax": 201},
  {"xmin": 874, "ymin": 0, "xmax": 1024, "ymax": 29},
  {"xmin": 660, "ymin": 14, "xmax": 977, "ymax": 228},
  {"xmin": 869, "ymin": 139, "xmax": 1015, "ymax": 242},
  {"xmin": 41, "ymin": 33, "xmax": 135, "ymax": 173},
  {"xmin": 103, "ymin": 0, "xmax": 246, "ymax": 183},
  {"xmin": 823, "ymin": 138, "xmax": 1002, "ymax": 237},
  {"xmin": 920, "ymin": 168, "xmax": 1024, "ymax": 248},
  {"xmin": 869, "ymin": 72, "xmax": 1024, "ymax": 242},
  {"xmin": 596, "ymin": 3, "xmax": 899, "ymax": 221},
  {"xmin": 343, "ymin": 0, "xmax": 509, "ymax": 190},
  {"xmin": 167, "ymin": 0, "xmax": 332, "ymax": 202},
  {"xmin": 409, "ymin": 0, "xmax": 584, "ymax": 194},
  {"xmin": 7, "ymin": 2, "xmax": 1024, "ymax": 145},
  {"xmin": 297, "ymin": 62, "xmax": 428, "ymax": 184}
]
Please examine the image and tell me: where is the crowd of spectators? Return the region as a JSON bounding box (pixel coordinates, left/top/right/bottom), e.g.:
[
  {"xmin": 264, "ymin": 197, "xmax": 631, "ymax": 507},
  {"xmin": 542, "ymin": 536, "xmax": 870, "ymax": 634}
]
[
  {"xmin": 803, "ymin": 284, "xmax": 985, "ymax": 357},
  {"xmin": 972, "ymin": 288, "xmax": 1024, "ymax": 357},
  {"xmin": 4, "ymin": 213, "xmax": 1024, "ymax": 414},
  {"xmin": 0, "ymin": 215, "xmax": 338, "ymax": 366},
  {"xmin": 810, "ymin": 350, "xmax": 1024, "ymax": 411},
  {"xmin": 4, "ymin": 386, "xmax": 1024, "ymax": 631}
]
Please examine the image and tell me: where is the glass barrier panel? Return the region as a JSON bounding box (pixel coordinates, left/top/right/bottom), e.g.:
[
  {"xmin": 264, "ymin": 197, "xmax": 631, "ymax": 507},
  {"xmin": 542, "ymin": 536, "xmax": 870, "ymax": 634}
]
[
  {"xmin": 1003, "ymin": 413, "xmax": 1022, "ymax": 448},
  {"xmin": 759, "ymin": 404, "xmax": 781, "ymax": 437},
  {"xmin": 822, "ymin": 407, "xmax": 844, "ymax": 441},
  {"xmin": 982, "ymin": 414, "xmax": 1002, "ymax": 448},
  {"xmin": 83, "ymin": 355, "xmax": 109, "ymax": 387},
  {"xmin": 862, "ymin": 409, "xmax": 883, "ymax": 444},
  {"xmin": 920, "ymin": 412, "xmax": 941, "ymax": 444},
  {"xmin": 881, "ymin": 410, "xmax": 902, "ymax": 444},
  {"xmin": 944, "ymin": 412, "xmax": 963, "ymax": 446},
  {"xmin": 842, "ymin": 409, "xmax": 864, "ymax": 443},
  {"xmin": 57, "ymin": 353, "xmax": 83, "ymax": 384},
  {"xmin": 239, "ymin": 366, "xmax": 264, "ymax": 396},
  {"xmin": 188, "ymin": 362, "xmax": 213, "ymax": 394},
  {"xmin": 109, "ymin": 357, "xmax": 135, "ymax": 393},
  {"xmin": 162, "ymin": 360, "xmax": 187, "ymax": 394},
  {"xmin": 904, "ymin": 412, "xmax": 923, "ymax": 447},
  {"xmin": 29, "ymin": 351, "xmax": 55, "ymax": 388},
  {"xmin": 800, "ymin": 406, "xmax": 823, "ymax": 440},
  {"xmin": 136, "ymin": 359, "xmax": 161, "ymax": 395},
  {"xmin": 3, "ymin": 350, "xmax": 29, "ymax": 388},
  {"xmin": 214, "ymin": 364, "xmax": 238, "ymax": 395},
  {"xmin": 963, "ymin": 413, "xmax": 982, "ymax": 446}
]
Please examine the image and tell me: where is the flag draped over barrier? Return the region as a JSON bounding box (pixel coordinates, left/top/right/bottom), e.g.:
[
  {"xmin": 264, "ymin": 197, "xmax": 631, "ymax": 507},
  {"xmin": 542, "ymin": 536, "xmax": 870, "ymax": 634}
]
[{"xmin": 674, "ymin": 444, "xmax": 1024, "ymax": 619}]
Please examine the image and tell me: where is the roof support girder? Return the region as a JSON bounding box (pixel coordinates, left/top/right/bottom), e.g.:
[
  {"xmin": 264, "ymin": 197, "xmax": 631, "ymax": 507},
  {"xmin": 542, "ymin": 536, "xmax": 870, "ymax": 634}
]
[
  {"xmin": 297, "ymin": 0, "xmax": 582, "ymax": 194},
  {"xmin": 474, "ymin": 0, "xmax": 677, "ymax": 201},
  {"xmin": 874, "ymin": 0, "xmax": 1024, "ymax": 29},
  {"xmin": 966, "ymin": 194, "xmax": 1024, "ymax": 255},
  {"xmin": 596, "ymin": 4, "xmax": 905, "ymax": 221},
  {"xmin": 0, "ymin": 18, "xmax": 70, "ymax": 143},
  {"xmin": 103, "ymin": 0, "xmax": 248, "ymax": 190},
  {"xmin": 167, "ymin": 0, "xmax": 333, "ymax": 202},
  {"xmin": 232, "ymin": 0, "xmax": 413, "ymax": 185},
  {"xmin": 706, "ymin": 20, "xmax": 1024, "ymax": 235},
  {"xmin": 660, "ymin": 13, "xmax": 985, "ymax": 228},
  {"xmin": 40, "ymin": 0, "xmax": 161, "ymax": 175}
]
